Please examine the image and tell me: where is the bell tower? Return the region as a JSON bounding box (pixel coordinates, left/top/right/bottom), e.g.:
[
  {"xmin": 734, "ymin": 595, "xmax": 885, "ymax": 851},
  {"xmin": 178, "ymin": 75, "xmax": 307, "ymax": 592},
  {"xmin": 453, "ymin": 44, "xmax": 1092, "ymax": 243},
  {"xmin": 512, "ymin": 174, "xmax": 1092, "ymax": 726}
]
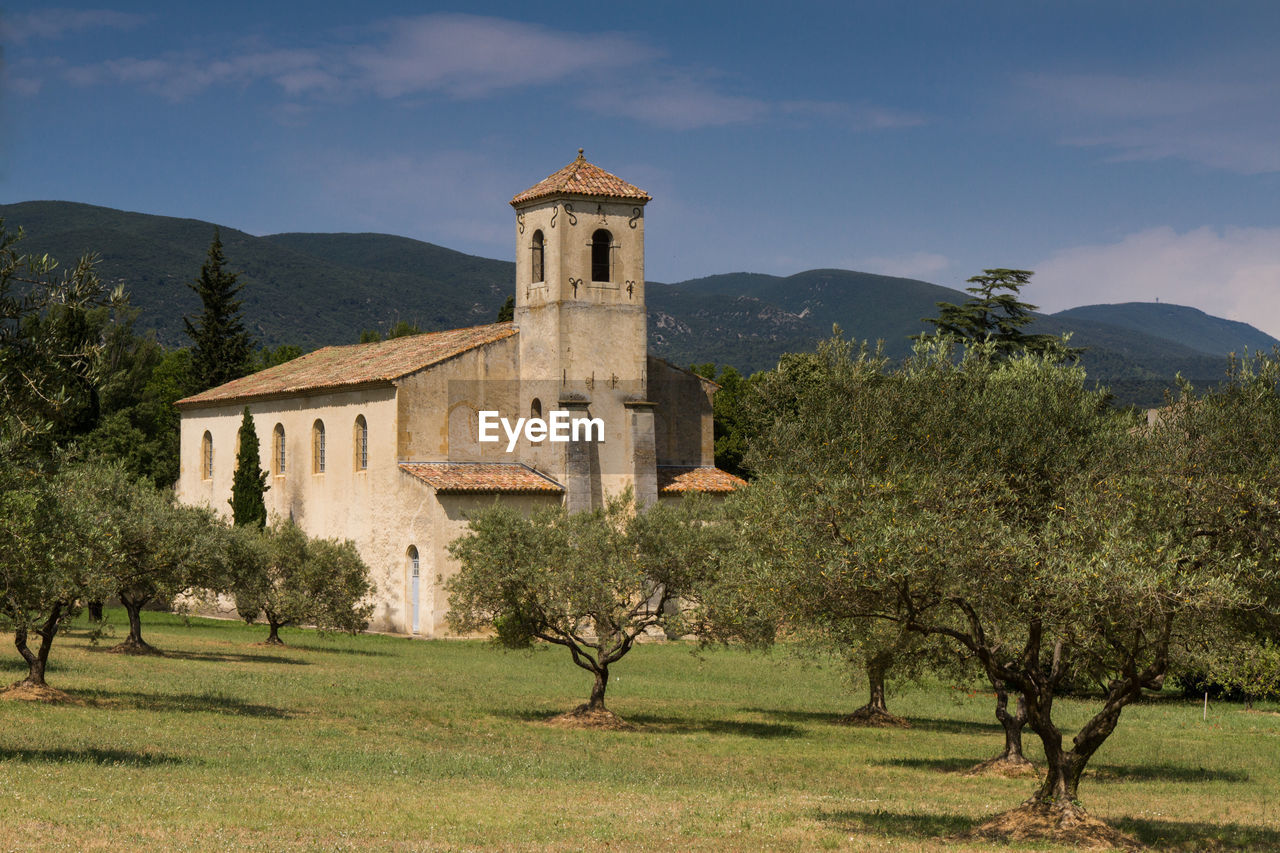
[{"xmin": 509, "ymin": 151, "xmax": 655, "ymax": 508}]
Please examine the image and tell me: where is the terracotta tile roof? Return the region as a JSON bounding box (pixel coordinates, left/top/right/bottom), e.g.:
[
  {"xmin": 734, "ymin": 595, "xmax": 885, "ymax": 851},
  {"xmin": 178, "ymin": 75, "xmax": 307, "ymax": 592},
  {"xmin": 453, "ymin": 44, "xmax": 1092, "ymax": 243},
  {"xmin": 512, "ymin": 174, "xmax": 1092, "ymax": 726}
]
[
  {"xmin": 511, "ymin": 150, "xmax": 651, "ymax": 206},
  {"xmin": 177, "ymin": 323, "xmax": 517, "ymax": 407},
  {"xmin": 400, "ymin": 462, "xmax": 564, "ymax": 494},
  {"xmin": 657, "ymin": 466, "xmax": 748, "ymax": 494}
]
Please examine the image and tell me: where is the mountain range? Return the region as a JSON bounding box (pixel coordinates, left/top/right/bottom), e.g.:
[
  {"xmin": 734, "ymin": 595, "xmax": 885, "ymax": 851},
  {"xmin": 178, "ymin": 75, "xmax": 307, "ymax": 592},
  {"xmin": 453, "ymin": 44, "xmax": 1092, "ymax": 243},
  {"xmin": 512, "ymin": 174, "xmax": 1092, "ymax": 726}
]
[{"xmin": 3, "ymin": 200, "xmax": 1274, "ymax": 407}]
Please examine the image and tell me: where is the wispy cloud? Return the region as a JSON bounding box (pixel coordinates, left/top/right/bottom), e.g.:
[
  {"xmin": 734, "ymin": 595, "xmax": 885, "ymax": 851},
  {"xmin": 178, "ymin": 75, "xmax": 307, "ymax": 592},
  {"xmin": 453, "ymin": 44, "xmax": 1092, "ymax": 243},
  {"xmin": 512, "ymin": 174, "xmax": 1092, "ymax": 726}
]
[
  {"xmin": 348, "ymin": 14, "xmax": 655, "ymax": 99},
  {"xmin": 64, "ymin": 49, "xmax": 326, "ymax": 100},
  {"xmin": 1021, "ymin": 62, "xmax": 1280, "ymax": 174},
  {"xmin": 30, "ymin": 12, "xmax": 918, "ymax": 134},
  {"xmin": 0, "ymin": 8, "xmax": 147, "ymax": 44},
  {"xmin": 1031, "ymin": 226, "xmax": 1280, "ymax": 338},
  {"xmin": 54, "ymin": 13, "xmax": 653, "ymax": 103}
]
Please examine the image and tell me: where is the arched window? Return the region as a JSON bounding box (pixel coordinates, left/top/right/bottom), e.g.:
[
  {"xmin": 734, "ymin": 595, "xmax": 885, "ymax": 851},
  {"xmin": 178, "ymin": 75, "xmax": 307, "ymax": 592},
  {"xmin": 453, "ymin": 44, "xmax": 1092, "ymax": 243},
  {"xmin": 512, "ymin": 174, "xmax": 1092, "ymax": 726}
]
[
  {"xmin": 273, "ymin": 423, "xmax": 286, "ymax": 476},
  {"xmin": 407, "ymin": 545, "xmax": 421, "ymax": 634},
  {"xmin": 591, "ymin": 229, "xmax": 612, "ymax": 282},
  {"xmin": 354, "ymin": 415, "xmax": 368, "ymax": 471},
  {"xmin": 201, "ymin": 431, "xmax": 213, "ymax": 480},
  {"xmin": 531, "ymin": 230, "xmax": 544, "ymax": 283},
  {"xmin": 312, "ymin": 419, "xmax": 326, "ymax": 474},
  {"xmin": 530, "ymin": 398, "xmax": 543, "ymax": 445}
]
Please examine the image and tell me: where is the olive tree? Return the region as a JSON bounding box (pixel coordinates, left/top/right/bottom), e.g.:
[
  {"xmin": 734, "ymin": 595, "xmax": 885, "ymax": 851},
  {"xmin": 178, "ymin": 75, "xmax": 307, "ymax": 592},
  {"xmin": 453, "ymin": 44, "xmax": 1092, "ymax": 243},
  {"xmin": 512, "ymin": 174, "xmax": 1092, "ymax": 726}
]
[
  {"xmin": 447, "ymin": 493, "xmax": 729, "ymax": 725},
  {"xmin": 0, "ymin": 464, "xmax": 112, "ymax": 696},
  {"xmin": 742, "ymin": 335, "xmax": 1271, "ymax": 843},
  {"xmin": 59, "ymin": 463, "xmax": 228, "ymax": 654},
  {"xmin": 230, "ymin": 519, "xmax": 374, "ymax": 645}
]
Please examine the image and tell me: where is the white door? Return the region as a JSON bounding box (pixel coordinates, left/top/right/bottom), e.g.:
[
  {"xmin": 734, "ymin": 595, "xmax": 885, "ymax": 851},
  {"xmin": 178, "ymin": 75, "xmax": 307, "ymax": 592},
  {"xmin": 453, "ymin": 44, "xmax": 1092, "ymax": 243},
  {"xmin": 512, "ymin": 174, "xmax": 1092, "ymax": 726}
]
[{"xmin": 411, "ymin": 563, "xmax": 421, "ymax": 634}]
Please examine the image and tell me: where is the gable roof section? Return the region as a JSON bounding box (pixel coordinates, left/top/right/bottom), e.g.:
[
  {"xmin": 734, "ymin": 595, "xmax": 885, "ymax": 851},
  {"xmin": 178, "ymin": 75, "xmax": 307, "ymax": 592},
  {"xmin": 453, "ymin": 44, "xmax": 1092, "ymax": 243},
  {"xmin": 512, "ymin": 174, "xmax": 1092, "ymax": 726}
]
[
  {"xmin": 657, "ymin": 466, "xmax": 748, "ymax": 494},
  {"xmin": 177, "ymin": 322, "xmax": 517, "ymax": 408},
  {"xmin": 400, "ymin": 462, "xmax": 564, "ymax": 495},
  {"xmin": 511, "ymin": 151, "xmax": 651, "ymax": 206}
]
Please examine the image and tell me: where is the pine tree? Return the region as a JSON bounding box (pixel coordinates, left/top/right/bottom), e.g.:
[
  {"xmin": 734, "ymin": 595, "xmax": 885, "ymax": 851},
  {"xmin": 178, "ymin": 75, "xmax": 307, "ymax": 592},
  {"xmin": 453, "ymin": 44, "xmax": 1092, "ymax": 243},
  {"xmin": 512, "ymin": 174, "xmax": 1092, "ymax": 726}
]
[
  {"xmin": 229, "ymin": 407, "xmax": 268, "ymax": 529},
  {"xmin": 916, "ymin": 268, "xmax": 1078, "ymax": 360},
  {"xmin": 184, "ymin": 230, "xmax": 253, "ymax": 392}
]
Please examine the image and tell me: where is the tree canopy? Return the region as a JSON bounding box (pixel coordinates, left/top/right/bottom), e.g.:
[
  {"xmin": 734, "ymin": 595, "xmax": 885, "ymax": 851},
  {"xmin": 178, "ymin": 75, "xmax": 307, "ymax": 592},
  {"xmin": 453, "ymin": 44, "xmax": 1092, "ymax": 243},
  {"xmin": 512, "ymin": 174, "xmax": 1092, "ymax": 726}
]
[
  {"xmin": 731, "ymin": 332, "xmax": 1275, "ymax": 842},
  {"xmin": 447, "ymin": 493, "xmax": 730, "ymax": 725}
]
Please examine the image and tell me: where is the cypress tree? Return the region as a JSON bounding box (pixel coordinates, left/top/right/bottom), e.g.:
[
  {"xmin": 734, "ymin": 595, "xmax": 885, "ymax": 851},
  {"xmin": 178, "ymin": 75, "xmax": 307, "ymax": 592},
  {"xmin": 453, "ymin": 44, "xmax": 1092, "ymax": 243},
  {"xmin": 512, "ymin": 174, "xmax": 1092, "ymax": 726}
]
[
  {"xmin": 184, "ymin": 230, "xmax": 253, "ymax": 392},
  {"xmin": 229, "ymin": 407, "xmax": 268, "ymax": 528}
]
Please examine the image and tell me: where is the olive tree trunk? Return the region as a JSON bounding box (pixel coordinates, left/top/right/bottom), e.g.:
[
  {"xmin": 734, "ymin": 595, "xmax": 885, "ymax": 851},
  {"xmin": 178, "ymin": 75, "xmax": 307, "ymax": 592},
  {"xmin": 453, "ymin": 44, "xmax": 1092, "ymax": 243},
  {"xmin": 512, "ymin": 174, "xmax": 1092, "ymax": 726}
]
[
  {"xmin": 12, "ymin": 604, "xmax": 63, "ymax": 688},
  {"xmin": 113, "ymin": 592, "xmax": 160, "ymax": 654}
]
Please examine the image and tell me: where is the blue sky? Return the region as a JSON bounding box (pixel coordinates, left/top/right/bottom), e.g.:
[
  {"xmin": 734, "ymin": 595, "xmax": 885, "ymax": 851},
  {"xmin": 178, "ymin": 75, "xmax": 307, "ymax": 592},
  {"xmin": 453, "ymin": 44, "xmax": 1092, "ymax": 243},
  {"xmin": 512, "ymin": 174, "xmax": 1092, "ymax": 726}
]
[{"xmin": 4, "ymin": 2, "xmax": 1280, "ymax": 334}]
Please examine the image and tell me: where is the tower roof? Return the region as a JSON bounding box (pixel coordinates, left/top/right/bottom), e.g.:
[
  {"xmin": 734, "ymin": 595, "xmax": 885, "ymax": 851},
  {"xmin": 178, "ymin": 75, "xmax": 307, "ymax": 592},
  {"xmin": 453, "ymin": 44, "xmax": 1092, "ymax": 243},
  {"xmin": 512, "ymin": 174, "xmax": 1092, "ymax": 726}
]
[{"xmin": 510, "ymin": 150, "xmax": 651, "ymax": 206}]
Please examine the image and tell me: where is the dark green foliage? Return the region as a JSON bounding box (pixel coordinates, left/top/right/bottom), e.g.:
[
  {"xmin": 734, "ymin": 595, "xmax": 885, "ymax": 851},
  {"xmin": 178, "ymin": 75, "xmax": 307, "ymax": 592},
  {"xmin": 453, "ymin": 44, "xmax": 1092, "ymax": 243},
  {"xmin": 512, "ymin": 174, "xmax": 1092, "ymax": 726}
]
[
  {"xmin": 184, "ymin": 230, "xmax": 253, "ymax": 392},
  {"xmin": 356, "ymin": 321, "xmax": 422, "ymax": 344},
  {"xmin": 230, "ymin": 407, "xmax": 268, "ymax": 529},
  {"xmin": 0, "ymin": 219, "xmax": 119, "ymax": 461},
  {"xmin": 253, "ymin": 344, "xmax": 304, "ymax": 371},
  {"xmin": 917, "ymin": 268, "xmax": 1070, "ymax": 359},
  {"xmin": 496, "ymin": 295, "xmax": 514, "ymax": 322},
  {"xmin": 74, "ymin": 321, "xmax": 195, "ymax": 488},
  {"xmin": 690, "ymin": 363, "xmax": 756, "ymax": 478}
]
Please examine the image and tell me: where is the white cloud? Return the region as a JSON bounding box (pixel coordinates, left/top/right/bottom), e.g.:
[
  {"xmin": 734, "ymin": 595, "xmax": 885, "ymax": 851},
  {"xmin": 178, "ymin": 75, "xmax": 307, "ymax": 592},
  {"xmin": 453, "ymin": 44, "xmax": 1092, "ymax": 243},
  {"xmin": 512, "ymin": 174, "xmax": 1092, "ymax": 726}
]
[
  {"xmin": 349, "ymin": 14, "xmax": 655, "ymax": 99},
  {"xmin": 1021, "ymin": 64, "xmax": 1280, "ymax": 174},
  {"xmin": 1030, "ymin": 226, "xmax": 1280, "ymax": 338},
  {"xmin": 0, "ymin": 8, "xmax": 146, "ymax": 44},
  {"xmin": 64, "ymin": 49, "xmax": 325, "ymax": 101},
  {"xmin": 32, "ymin": 12, "xmax": 920, "ymax": 134}
]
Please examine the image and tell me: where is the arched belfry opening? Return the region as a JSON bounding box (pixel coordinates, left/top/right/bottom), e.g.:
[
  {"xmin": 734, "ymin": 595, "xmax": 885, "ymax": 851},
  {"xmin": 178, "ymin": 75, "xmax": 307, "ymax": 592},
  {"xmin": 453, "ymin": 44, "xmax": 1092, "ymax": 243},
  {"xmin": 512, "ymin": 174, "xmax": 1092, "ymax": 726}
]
[{"xmin": 531, "ymin": 230, "xmax": 544, "ymax": 283}]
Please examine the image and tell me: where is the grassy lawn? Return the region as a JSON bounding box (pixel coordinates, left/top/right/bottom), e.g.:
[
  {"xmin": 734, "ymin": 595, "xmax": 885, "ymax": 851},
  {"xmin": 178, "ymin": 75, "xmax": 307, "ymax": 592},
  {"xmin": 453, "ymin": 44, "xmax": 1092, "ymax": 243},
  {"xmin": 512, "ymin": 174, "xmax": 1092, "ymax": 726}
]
[{"xmin": 1, "ymin": 610, "xmax": 1277, "ymax": 851}]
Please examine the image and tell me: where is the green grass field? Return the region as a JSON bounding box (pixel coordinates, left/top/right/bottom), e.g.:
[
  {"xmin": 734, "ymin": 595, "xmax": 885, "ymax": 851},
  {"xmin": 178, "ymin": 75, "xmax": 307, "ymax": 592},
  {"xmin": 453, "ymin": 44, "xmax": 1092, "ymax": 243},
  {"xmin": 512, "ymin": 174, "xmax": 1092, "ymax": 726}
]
[{"xmin": 1, "ymin": 610, "xmax": 1277, "ymax": 851}]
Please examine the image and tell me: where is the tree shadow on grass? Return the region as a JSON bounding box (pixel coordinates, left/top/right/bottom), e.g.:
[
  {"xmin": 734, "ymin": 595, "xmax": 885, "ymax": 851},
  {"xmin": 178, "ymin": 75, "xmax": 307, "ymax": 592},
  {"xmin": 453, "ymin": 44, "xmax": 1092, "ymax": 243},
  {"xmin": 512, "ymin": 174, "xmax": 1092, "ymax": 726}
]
[
  {"xmin": 150, "ymin": 649, "xmax": 309, "ymax": 666},
  {"xmin": 493, "ymin": 708, "xmax": 802, "ymax": 738},
  {"xmin": 80, "ymin": 690, "xmax": 294, "ymax": 718},
  {"xmin": 0, "ymin": 746, "xmax": 185, "ymax": 767},
  {"xmin": 871, "ymin": 756, "xmax": 984, "ymax": 774},
  {"xmin": 624, "ymin": 713, "xmax": 803, "ymax": 739},
  {"xmin": 907, "ymin": 716, "xmax": 1003, "ymax": 735},
  {"xmin": 819, "ymin": 808, "xmax": 1280, "ymax": 851},
  {"xmin": 738, "ymin": 706, "xmax": 863, "ymax": 724},
  {"xmin": 1113, "ymin": 816, "xmax": 1280, "ymax": 850},
  {"xmin": 1086, "ymin": 763, "xmax": 1248, "ymax": 783},
  {"xmin": 817, "ymin": 807, "xmax": 973, "ymax": 839},
  {"xmin": 284, "ymin": 644, "xmax": 391, "ymax": 658}
]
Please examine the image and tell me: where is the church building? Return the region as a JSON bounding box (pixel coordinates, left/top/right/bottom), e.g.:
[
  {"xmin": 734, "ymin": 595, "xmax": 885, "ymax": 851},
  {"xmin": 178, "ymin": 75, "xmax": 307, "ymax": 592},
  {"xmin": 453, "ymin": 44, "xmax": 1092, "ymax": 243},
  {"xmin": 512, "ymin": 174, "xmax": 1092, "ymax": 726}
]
[{"xmin": 174, "ymin": 153, "xmax": 746, "ymax": 636}]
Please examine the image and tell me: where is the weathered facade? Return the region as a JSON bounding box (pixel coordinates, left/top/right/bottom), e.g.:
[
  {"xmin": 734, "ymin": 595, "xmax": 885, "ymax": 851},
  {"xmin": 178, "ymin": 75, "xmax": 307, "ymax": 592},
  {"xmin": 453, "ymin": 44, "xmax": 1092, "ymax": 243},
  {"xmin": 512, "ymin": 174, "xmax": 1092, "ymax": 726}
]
[{"xmin": 175, "ymin": 153, "xmax": 745, "ymax": 635}]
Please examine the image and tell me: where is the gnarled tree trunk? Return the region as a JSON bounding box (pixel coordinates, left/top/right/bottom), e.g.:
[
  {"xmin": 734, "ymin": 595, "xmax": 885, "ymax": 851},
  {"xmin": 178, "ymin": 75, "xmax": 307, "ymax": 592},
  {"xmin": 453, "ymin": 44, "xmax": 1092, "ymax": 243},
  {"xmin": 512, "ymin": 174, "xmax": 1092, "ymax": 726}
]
[
  {"xmin": 11, "ymin": 604, "xmax": 63, "ymax": 690},
  {"xmin": 112, "ymin": 592, "xmax": 160, "ymax": 655},
  {"xmin": 967, "ymin": 680, "xmax": 1034, "ymax": 776},
  {"xmin": 582, "ymin": 664, "xmax": 609, "ymax": 713},
  {"xmin": 839, "ymin": 650, "xmax": 910, "ymax": 728}
]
